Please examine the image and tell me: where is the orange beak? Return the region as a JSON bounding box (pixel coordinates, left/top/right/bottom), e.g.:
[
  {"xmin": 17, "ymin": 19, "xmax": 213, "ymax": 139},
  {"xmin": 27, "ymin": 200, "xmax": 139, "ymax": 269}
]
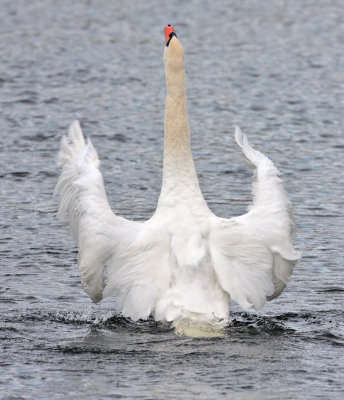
[{"xmin": 165, "ymin": 25, "xmax": 175, "ymax": 44}]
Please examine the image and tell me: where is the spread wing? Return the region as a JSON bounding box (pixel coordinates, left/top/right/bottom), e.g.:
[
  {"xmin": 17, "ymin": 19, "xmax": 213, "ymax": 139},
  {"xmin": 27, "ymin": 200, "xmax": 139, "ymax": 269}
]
[
  {"xmin": 210, "ymin": 127, "xmax": 301, "ymax": 310},
  {"xmin": 55, "ymin": 121, "xmax": 141, "ymax": 303}
]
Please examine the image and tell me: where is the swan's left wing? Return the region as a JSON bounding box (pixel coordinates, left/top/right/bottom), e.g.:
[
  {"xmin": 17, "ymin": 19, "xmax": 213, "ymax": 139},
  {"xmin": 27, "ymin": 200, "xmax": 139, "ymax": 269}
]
[
  {"xmin": 55, "ymin": 121, "xmax": 141, "ymax": 303},
  {"xmin": 209, "ymin": 128, "xmax": 301, "ymax": 310}
]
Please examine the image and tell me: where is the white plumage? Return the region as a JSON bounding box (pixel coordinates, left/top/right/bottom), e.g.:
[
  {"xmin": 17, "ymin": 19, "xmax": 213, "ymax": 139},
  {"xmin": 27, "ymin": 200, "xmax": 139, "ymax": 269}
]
[{"xmin": 55, "ymin": 28, "xmax": 300, "ymax": 327}]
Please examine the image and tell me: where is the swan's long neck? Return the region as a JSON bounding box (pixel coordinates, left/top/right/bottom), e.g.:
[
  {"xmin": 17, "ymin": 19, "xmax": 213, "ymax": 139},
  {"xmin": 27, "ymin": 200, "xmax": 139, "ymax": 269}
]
[{"xmin": 160, "ymin": 39, "xmax": 202, "ymax": 201}]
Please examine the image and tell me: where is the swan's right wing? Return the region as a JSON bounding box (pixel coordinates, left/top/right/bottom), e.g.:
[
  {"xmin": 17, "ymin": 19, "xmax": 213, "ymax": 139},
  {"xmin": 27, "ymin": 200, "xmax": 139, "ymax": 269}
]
[
  {"xmin": 209, "ymin": 128, "xmax": 301, "ymax": 310},
  {"xmin": 55, "ymin": 121, "xmax": 141, "ymax": 303}
]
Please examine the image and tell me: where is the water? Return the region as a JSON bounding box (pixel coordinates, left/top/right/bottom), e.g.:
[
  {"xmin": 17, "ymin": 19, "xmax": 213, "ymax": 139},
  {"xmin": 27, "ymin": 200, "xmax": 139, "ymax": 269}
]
[{"xmin": 1, "ymin": 0, "xmax": 343, "ymax": 398}]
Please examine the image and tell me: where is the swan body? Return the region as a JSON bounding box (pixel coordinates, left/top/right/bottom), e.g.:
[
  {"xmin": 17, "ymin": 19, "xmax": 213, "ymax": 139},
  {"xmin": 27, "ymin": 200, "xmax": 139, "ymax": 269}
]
[{"xmin": 55, "ymin": 26, "xmax": 300, "ymax": 326}]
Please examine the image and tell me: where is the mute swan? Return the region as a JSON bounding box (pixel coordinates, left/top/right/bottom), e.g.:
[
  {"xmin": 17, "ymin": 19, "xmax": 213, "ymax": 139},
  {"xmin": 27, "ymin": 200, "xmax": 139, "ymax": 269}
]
[{"xmin": 55, "ymin": 25, "xmax": 300, "ymax": 327}]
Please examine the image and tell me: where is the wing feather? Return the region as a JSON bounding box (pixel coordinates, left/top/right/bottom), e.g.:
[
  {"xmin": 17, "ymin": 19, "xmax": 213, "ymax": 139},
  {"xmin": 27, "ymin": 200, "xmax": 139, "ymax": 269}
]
[
  {"xmin": 55, "ymin": 121, "xmax": 140, "ymax": 303},
  {"xmin": 210, "ymin": 128, "xmax": 301, "ymax": 310}
]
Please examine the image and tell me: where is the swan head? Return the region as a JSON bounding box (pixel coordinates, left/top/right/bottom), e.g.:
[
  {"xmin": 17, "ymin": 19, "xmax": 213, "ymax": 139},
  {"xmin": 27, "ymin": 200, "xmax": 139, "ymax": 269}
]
[{"xmin": 163, "ymin": 25, "xmax": 184, "ymax": 73}]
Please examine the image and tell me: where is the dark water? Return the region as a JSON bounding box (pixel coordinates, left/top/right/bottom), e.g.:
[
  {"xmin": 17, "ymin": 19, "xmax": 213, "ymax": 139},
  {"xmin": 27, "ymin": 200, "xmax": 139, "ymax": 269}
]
[{"xmin": 1, "ymin": 0, "xmax": 343, "ymax": 398}]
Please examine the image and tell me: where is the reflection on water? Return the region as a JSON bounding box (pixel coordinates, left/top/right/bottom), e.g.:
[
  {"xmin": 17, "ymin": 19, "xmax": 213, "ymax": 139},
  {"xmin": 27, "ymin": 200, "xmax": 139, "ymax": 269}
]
[{"xmin": 1, "ymin": 0, "xmax": 343, "ymax": 399}]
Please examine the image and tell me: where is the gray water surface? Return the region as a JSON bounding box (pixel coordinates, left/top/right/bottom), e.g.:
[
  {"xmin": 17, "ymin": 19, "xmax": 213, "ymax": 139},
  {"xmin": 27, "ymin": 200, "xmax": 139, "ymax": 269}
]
[{"xmin": 1, "ymin": 0, "xmax": 344, "ymax": 399}]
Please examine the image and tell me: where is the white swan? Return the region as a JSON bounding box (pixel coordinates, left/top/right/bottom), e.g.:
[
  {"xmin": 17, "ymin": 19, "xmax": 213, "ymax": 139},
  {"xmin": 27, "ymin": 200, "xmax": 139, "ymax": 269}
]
[{"xmin": 55, "ymin": 25, "xmax": 300, "ymax": 327}]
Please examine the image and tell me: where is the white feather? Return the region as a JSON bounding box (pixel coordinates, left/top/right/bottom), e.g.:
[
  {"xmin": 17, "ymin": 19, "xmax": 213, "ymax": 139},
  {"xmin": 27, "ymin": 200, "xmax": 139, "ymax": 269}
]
[
  {"xmin": 209, "ymin": 128, "xmax": 300, "ymax": 310},
  {"xmin": 55, "ymin": 33, "xmax": 300, "ymax": 326},
  {"xmin": 55, "ymin": 121, "xmax": 141, "ymax": 304},
  {"xmin": 55, "ymin": 121, "xmax": 300, "ymax": 323}
]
